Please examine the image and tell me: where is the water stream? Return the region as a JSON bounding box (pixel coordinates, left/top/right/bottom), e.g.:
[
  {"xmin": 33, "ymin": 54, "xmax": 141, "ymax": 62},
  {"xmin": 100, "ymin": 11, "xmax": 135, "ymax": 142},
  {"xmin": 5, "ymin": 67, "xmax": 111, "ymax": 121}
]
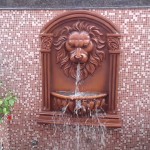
[{"xmin": 75, "ymin": 63, "xmax": 81, "ymax": 96}]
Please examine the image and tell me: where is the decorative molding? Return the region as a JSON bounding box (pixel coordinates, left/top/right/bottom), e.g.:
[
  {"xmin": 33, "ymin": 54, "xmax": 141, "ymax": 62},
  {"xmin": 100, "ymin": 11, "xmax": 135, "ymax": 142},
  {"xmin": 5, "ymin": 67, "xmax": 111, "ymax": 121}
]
[
  {"xmin": 37, "ymin": 112, "xmax": 122, "ymax": 128},
  {"xmin": 107, "ymin": 35, "xmax": 121, "ymax": 52},
  {"xmin": 107, "ymin": 34, "xmax": 121, "ymax": 114},
  {"xmin": 0, "ymin": 0, "xmax": 150, "ymax": 9},
  {"xmin": 40, "ymin": 33, "xmax": 53, "ymax": 110},
  {"xmin": 40, "ymin": 33, "xmax": 53, "ymax": 52},
  {"xmin": 41, "ymin": 53, "xmax": 51, "ymax": 110}
]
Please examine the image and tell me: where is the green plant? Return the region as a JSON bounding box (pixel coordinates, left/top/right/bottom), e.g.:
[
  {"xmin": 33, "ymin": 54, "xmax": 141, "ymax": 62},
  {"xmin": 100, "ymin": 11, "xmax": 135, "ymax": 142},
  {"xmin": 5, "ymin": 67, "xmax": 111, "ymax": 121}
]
[{"xmin": 0, "ymin": 82, "xmax": 17, "ymax": 123}]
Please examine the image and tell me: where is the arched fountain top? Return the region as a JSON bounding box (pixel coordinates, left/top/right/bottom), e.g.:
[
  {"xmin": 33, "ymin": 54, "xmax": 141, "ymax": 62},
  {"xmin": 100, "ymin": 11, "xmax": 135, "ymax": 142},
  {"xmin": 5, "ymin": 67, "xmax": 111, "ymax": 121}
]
[{"xmin": 40, "ymin": 11, "xmax": 120, "ymax": 34}]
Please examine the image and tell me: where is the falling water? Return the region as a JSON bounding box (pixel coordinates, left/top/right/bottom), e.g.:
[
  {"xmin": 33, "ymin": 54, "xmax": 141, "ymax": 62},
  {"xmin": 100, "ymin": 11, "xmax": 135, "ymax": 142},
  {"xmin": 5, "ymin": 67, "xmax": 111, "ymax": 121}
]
[
  {"xmin": 74, "ymin": 63, "xmax": 83, "ymax": 116},
  {"xmin": 74, "ymin": 64, "xmax": 81, "ymax": 150},
  {"xmin": 75, "ymin": 63, "xmax": 80, "ymax": 96}
]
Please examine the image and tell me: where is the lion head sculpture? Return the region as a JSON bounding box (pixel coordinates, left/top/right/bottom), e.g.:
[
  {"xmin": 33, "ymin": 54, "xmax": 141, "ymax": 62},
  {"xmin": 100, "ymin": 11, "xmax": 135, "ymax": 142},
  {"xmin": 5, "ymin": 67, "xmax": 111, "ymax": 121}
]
[{"xmin": 54, "ymin": 21, "xmax": 105, "ymax": 80}]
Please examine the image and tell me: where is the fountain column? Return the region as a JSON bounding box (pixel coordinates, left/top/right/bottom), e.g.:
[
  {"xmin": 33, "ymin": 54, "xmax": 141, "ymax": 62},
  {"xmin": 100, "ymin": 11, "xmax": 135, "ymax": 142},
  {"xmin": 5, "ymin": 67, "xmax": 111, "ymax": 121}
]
[
  {"xmin": 40, "ymin": 33, "xmax": 53, "ymax": 110},
  {"xmin": 107, "ymin": 34, "xmax": 121, "ymax": 114}
]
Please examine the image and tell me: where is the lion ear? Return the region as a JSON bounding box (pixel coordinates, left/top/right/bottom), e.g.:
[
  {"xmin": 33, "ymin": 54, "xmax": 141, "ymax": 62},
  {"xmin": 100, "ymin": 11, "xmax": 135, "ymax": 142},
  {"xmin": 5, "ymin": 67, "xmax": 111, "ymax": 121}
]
[{"xmin": 65, "ymin": 41, "xmax": 73, "ymax": 52}]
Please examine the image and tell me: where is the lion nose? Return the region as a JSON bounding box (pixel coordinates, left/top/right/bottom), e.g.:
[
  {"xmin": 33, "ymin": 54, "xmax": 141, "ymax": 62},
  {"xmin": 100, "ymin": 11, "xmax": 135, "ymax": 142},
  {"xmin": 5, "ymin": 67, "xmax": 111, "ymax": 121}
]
[{"xmin": 75, "ymin": 48, "xmax": 82, "ymax": 59}]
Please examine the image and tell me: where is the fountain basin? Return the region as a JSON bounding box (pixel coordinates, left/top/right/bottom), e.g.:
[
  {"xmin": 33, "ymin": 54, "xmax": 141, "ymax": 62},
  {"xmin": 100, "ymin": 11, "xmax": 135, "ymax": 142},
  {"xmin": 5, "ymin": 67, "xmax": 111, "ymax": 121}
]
[{"xmin": 51, "ymin": 91, "xmax": 107, "ymax": 115}]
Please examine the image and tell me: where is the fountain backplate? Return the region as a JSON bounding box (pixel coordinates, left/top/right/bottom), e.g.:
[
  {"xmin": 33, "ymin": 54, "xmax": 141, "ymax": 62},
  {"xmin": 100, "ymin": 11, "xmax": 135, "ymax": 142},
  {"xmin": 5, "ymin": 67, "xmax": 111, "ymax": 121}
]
[{"xmin": 37, "ymin": 11, "xmax": 122, "ymax": 128}]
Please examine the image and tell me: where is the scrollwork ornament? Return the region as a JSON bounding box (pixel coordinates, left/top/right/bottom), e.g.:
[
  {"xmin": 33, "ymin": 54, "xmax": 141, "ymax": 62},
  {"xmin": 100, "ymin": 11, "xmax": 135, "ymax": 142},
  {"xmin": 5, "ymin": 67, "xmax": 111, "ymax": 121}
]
[
  {"xmin": 41, "ymin": 34, "xmax": 53, "ymax": 51},
  {"xmin": 107, "ymin": 37, "xmax": 120, "ymax": 51}
]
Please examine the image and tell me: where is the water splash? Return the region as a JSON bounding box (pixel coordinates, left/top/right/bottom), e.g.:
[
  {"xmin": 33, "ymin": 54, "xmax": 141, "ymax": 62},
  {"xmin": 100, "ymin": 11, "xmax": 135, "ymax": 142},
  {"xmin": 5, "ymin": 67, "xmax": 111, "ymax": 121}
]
[
  {"xmin": 62, "ymin": 103, "xmax": 69, "ymax": 114},
  {"xmin": 74, "ymin": 100, "xmax": 82, "ymax": 115},
  {"xmin": 48, "ymin": 117, "xmax": 107, "ymax": 150},
  {"xmin": 76, "ymin": 124, "xmax": 80, "ymax": 150}
]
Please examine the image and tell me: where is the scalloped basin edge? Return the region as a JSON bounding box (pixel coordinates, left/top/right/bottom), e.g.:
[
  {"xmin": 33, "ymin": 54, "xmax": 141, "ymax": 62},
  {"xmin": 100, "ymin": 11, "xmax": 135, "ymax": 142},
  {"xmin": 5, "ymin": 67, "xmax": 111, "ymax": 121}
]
[{"xmin": 51, "ymin": 91, "xmax": 107, "ymax": 100}]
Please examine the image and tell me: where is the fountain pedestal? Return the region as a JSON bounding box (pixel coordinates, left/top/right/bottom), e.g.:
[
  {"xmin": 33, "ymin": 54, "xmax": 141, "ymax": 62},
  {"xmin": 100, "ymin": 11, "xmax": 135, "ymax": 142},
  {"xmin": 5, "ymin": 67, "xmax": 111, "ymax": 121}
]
[{"xmin": 37, "ymin": 111, "xmax": 121, "ymax": 128}]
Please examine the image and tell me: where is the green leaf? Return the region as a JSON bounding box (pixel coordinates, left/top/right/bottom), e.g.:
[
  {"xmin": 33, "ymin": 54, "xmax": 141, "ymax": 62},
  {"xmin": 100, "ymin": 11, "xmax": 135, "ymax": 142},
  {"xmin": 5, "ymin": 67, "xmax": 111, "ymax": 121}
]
[
  {"xmin": 4, "ymin": 95, "xmax": 12, "ymax": 101},
  {"xmin": 0, "ymin": 100, "xmax": 3, "ymax": 105},
  {"xmin": 0, "ymin": 118, "xmax": 3, "ymax": 124},
  {"xmin": 3, "ymin": 107, "xmax": 10, "ymax": 115},
  {"xmin": 3, "ymin": 107, "xmax": 7, "ymax": 113},
  {"xmin": 9, "ymin": 99, "xmax": 15, "ymax": 106},
  {"xmin": 4, "ymin": 100, "xmax": 9, "ymax": 106},
  {"xmin": 0, "ymin": 108, "xmax": 3, "ymax": 113}
]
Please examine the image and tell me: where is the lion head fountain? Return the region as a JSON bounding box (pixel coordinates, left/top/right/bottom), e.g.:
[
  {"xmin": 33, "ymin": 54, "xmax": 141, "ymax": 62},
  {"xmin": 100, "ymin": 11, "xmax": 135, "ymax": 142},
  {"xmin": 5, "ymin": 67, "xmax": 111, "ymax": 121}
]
[{"xmin": 37, "ymin": 11, "xmax": 122, "ymax": 127}]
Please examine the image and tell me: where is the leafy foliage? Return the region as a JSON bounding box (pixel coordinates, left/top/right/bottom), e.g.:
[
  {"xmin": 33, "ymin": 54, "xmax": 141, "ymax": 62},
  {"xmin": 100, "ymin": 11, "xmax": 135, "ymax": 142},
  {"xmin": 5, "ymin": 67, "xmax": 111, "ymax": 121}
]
[{"xmin": 0, "ymin": 82, "xmax": 17, "ymax": 123}]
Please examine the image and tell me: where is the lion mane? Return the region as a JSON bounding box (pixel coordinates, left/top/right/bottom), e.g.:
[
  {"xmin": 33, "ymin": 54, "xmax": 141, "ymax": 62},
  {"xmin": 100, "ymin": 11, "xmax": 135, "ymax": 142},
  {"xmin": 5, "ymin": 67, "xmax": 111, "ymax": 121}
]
[{"xmin": 54, "ymin": 21, "xmax": 105, "ymax": 80}]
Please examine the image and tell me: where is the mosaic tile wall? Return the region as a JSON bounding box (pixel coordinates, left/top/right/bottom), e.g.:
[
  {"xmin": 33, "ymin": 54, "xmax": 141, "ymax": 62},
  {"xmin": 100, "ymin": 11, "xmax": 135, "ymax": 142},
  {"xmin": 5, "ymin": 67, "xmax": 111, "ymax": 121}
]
[
  {"xmin": 0, "ymin": 9, "xmax": 150, "ymax": 150},
  {"xmin": 0, "ymin": 121, "xmax": 10, "ymax": 149}
]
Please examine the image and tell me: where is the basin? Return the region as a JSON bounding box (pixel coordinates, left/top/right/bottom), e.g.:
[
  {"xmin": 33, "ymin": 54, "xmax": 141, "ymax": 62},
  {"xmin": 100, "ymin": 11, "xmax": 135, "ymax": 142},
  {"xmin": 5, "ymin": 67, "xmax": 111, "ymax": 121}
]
[{"xmin": 51, "ymin": 91, "xmax": 107, "ymax": 115}]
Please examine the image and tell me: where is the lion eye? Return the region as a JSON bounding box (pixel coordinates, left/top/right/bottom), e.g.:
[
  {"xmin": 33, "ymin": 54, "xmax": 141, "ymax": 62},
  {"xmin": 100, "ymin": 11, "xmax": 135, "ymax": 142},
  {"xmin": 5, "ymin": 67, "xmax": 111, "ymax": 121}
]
[
  {"xmin": 66, "ymin": 41, "xmax": 74, "ymax": 51},
  {"xmin": 69, "ymin": 40, "xmax": 75, "ymax": 46},
  {"xmin": 83, "ymin": 45, "xmax": 87, "ymax": 49},
  {"xmin": 82, "ymin": 42, "xmax": 89, "ymax": 48},
  {"xmin": 71, "ymin": 45, "xmax": 76, "ymax": 49}
]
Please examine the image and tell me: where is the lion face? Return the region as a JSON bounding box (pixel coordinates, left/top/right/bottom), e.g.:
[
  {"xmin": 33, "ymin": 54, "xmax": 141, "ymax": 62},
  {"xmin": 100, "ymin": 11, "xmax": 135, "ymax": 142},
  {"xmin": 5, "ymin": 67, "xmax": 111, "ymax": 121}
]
[
  {"xmin": 65, "ymin": 31, "xmax": 93, "ymax": 64},
  {"xmin": 54, "ymin": 22, "xmax": 105, "ymax": 80}
]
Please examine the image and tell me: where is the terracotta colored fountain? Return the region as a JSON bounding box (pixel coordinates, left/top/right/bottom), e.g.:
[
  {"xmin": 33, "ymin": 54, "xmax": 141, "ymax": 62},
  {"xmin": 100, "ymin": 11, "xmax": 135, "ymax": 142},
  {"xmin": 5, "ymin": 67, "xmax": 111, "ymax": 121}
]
[{"xmin": 37, "ymin": 11, "xmax": 122, "ymax": 128}]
